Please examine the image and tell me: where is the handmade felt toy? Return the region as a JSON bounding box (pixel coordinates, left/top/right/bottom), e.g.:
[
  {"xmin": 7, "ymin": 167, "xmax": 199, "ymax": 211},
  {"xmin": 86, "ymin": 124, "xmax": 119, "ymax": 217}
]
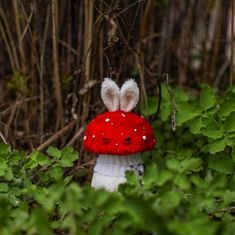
[{"xmin": 83, "ymin": 78, "xmax": 156, "ymax": 191}]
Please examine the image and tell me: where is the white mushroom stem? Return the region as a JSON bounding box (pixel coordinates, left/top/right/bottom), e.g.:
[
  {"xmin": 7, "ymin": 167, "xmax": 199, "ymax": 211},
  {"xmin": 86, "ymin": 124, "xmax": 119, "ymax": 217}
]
[{"xmin": 91, "ymin": 154, "xmax": 143, "ymax": 192}]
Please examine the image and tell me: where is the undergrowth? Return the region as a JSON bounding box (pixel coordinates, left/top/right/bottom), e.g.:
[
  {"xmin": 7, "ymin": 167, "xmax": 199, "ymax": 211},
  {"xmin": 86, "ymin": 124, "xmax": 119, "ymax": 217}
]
[{"xmin": 0, "ymin": 85, "xmax": 235, "ymax": 235}]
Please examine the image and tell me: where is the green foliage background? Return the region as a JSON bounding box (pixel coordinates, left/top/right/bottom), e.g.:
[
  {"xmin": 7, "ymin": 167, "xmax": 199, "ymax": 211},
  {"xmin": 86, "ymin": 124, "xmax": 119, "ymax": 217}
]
[{"xmin": 1, "ymin": 85, "xmax": 235, "ymax": 235}]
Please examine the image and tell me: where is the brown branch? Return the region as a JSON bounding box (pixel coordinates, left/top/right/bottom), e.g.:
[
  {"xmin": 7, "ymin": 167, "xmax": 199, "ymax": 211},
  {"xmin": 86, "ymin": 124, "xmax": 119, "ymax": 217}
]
[
  {"xmin": 136, "ymin": 0, "xmax": 154, "ymax": 105},
  {"xmin": 211, "ymin": 206, "xmax": 235, "ymax": 214},
  {"xmin": 58, "ymin": 39, "xmax": 80, "ymax": 56},
  {"xmin": 116, "ymin": 0, "xmax": 143, "ymax": 80},
  {"xmin": 52, "ymin": 0, "xmax": 64, "ymax": 129},
  {"xmin": 0, "ymin": 5, "xmax": 20, "ymax": 70},
  {"xmin": 230, "ymin": 0, "xmax": 234, "ymax": 87},
  {"xmin": 84, "ymin": 0, "xmax": 94, "ymax": 80},
  {"xmin": 12, "ymin": 0, "xmax": 26, "ymax": 72},
  {"xmin": 19, "ymin": 5, "xmax": 34, "ymax": 42},
  {"xmin": 0, "ymin": 21, "xmax": 16, "ymax": 70},
  {"xmin": 36, "ymin": 119, "xmax": 77, "ymax": 151},
  {"xmin": 39, "ymin": 5, "xmax": 50, "ymax": 143},
  {"xmin": 0, "ymin": 132, "xmax": 7, "ymax": 144},
  {"xmin": 65, "ymin": 126, "xmax": 84, "ymax": 147},
  {"xmin": 67, "ymin": 159, "xmax": 95, "ymax": 175}
]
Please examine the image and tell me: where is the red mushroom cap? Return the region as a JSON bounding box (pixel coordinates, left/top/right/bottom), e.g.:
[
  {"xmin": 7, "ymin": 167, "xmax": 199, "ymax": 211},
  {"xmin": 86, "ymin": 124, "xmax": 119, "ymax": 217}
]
[{"xmin": 83, "ymin": 110, "xmax": 156, "ymax": 155}]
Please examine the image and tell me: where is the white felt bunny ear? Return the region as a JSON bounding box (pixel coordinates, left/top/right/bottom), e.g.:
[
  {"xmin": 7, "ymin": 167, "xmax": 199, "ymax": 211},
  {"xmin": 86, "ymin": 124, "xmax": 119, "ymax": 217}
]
[
  {"xmin": 120, "ymin": 79, "xmax": 139, "ymax": 112},
  {"xmin": 101, "ymin": 78, "xmax": 120, "ymax": 111}
]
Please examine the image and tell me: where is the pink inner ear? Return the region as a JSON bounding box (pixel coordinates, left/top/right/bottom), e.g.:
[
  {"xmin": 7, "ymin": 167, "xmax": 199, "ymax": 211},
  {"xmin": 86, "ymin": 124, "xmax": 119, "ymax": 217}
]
[
  {"xmin": 107, "ymin": 90, "xmax": 116, "ymax": 104},
  {"xmin": 101, "ymin": 78, "xmax": 120, "ymax": 111},
  {"xmin": 120, "ymin": 79, "xmax": 139, "ymax": 112}
]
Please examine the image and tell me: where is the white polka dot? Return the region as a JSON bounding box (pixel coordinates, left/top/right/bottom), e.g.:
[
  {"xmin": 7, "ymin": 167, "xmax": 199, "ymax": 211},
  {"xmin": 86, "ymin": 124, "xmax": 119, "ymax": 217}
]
[
  {"xmin": 153, "ymin": 139, "xmax": 156, "ymax": 142},
  {"xmin": 121, "ymin": 133, "xmax": 124, "ymax": 136},
  {"xmin": 134, "ymin": 128, "xmax": 137, "ymax": 132},
  {"xmin": 105, "ymin": 118, "xmax": 110, "ymax": 122},
  {"xmin": 121, "ymin": 113, "xmax": 126, "ymax": 117},
  {"xmin": 92, "ymin": 135, "xmax": 95, "ymax": 138},
  {"xmin": 111, "ymin": 122, "xmax": 114, "ymax": 126},
  {"xmin": 142, "ymin": 135, "xmax": 147, "ymax": 140},
  {"xmin": 83, "ymin": 136, "xmax": 87, "ymax": 140},
  {"xmin": 115, "ymin": 143, "xmax": 118, "ymax": 146},
  {"xmin": 142, "ymin": 127, "xmax": 145, "ymax": 130},
  {"xmin": 141, "ymin": 115, "xmax": 144, "ymax": 119}
]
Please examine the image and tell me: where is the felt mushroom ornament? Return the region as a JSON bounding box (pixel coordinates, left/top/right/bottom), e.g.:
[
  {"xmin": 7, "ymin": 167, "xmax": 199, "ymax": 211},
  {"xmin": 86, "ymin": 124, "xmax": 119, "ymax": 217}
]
[{"xmin": 83, "ymin": 78, "xmax": 156, "ymax": 191}]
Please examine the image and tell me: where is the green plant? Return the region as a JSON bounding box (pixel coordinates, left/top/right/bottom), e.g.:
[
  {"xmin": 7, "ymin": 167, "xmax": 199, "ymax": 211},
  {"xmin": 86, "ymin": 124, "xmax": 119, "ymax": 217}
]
[
  {"xmin": 0, "ymin": 85, "xmax": 235, "ymax": 235},
  {"xmin": 7, "ymin": 71, "xmax": 30, "ymax": 95}
]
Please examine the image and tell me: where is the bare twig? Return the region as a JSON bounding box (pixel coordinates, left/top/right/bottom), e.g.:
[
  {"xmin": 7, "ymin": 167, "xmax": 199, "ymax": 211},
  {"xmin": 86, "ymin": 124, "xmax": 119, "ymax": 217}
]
[
  {"xmin": 0, "ymin": 132, "xmax": 7, "ymax": 144},
  {"xmin": 0, "ymin": 4, "xmax": 20, "ymax": 69},
  {"xmin": 81, "ymin": 0, "xmax": 94, "ymax": 135},
  {"xmin": 39, "ymin": 5, "xmax": 50, "ymax": 143},
  {"xmin": 58, "ymin": 39, "xmax": 80, "ymax": 56},
  {"xmin": 19, "ymin": 4, "xmax": 34, "ymax": 42},
  {"xmin": 67, "ymin": 159, "xmax": 95, "ymax": 175},
  {"xmin": 66, "ymin": 127, "xmax": 84, "ymax": 147},
  {"xmin": 114, "ymin": 0, "xmax": 145, "ymax": 18},
  {"xmin": 52, "ymin": 0, "xmax": 64, "ymax": 129},
  {"xmin": 136, "ymin": 0, "xmax": 154, "ymax": 105},
  {"xmin": 230, "ymin": 0, "xmax": 234, "ymax": 86},
  {"xmin": 13, "ymin": 0, "xmax": 26, "ymax": 71},
  {"xmin": 212, "ymin": 206, "xmax": 235, "ymax": 214},
  {"xmin": 0, "ymin": 21, "xmax": 16, "ymax": 70},
  {"xmin": 84, "ymin": 0, "xmax": 94, "ymax": 80},
  {"xmin": 1, "ymin": 96, "xmax": 39, "ymax": 116},
  {"xmin": 36, "ymin": 119, "xmax": 77, "ymax": 151},
  {"xmin": 116, "ymin": 0, "xmax": 142, "ymax": 80}
]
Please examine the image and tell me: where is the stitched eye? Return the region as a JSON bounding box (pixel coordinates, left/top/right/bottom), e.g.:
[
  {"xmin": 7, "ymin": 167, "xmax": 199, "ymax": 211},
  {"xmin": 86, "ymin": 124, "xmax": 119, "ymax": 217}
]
[
  {"xmin": 124, "ymin": 136, "xmax": 132, "ymax": 145},
  {"xmin": 102, "ymin": 137, "xmax": 110, "ymax": 144}
]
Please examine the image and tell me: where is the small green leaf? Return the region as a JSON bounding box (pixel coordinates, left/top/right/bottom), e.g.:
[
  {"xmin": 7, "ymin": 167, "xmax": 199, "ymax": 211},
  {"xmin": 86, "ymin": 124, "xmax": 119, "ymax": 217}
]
[
  {"xmin": 47, "ymin": 146, "xmax": 62, "ymax": 159},
  {"xmin": 224, "ymin": 112, "xmax": 235, "ymax": 132},
  {"xmin": 0, "ymin": 160, "xmax": 8, "ymax": 176},
  {"xmin": 176, "ymin": 103, "xmax": 201, "ymax": 126},
  {"xmin": 201, "ymin": 118, "xmax": 224, "ymax": 139},
  {"xmin": 155, "ymin": 170, "xmax": 173, "ymax": 186},
  {"xmin": 49, "ymin": 166, "xmax": 63, "ymax": 180},
  {"xmin": 158, "ymin": 191, "xmax": 181, "ymax": 211},
  {"xmin": 200, "ymin": 86, "xmax": 216, "ymax": 110},
  {"xmin": 175, "ymin": 88, "xmax": 189, "ymax": 102},
  {"xmin": 160, "ymin": 103, "xmax": 172, "ymax": 121},
  {"xmin": 180, "ymin": 158, "xmax": 202, "ymax": 173},
  {"xmin": 27, "ymin": 151, "xmax": 50, "ymax": 168},
  {"xmin": 125, "ymin": 171, "xmax": 140, "ymax": 186},
  {"xmin": 223, "ymin": 190, "xmax": 235, "ymax": 204},
  {"xmin": 31, "ymin": 208, "xmax": 52, "ymax": 234},
  {"xmin": 140, "ymin": 97, "xmax": 158, "ymax": 116},
  {"xmin": 225, "ymin": 136, "xmax": 235, "ymax": 147},
  {"xmin": 232, "ymin": 148, "xmax": 235, "ymax": 162},
  {"xmin": 219, "ymin": 94, "xmax": 235, "ymax": 118},
  {"xmin": 161, "ymin": 84, "xmax": 171, "ymax": 101},
  {"xmin": 166, "ymin": 158, "xmax": 180, "ymax": 171},
  {"xmin": 60, "ymin": 157, "xmax": 74, "ymax": 167},
  {"xmin": 61, "ymin": 215, "xmax": 76, "ymax": 231},
  {"xmin": 174, "ymin": 174, "xmax": 190, "ymax": 190},
  {"xmin": 37, "ymin": 152, "xmax": 51, "ymax": 166},
  {"xmin": 188, "ymin": 117, "xmax": 205, "ymax": 134},
  {"xmin": 143, "ymin": 164, "xmax": 159, "ymax": 187},
  {"xmin": 153, "ymin": 127, "xmax": 163, "ymax": 148},
  {"xmin": 0, "ymin": 183, "xmax": 9, "ymax": 192},
  {"xmin": 60, "ymin": 147, "xmax": 78, "ymax": 167},
  {"xmin": 0, "ymin": 143, "xmax": 11, "ymax": 158},
  {"xmin": 208, "ymin": 138, "xmax": 226, "ymax": 154},
  {"xmin": 208, "ymin": 155, "xmax": 234, "ymax": 174}
]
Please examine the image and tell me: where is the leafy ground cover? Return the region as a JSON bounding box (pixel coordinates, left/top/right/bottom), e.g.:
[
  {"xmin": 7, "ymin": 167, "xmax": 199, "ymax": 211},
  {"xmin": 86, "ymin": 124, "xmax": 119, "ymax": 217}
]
[{"xmin": 0, "ymin": 85, "xmax": 235, "ymax": 235}]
